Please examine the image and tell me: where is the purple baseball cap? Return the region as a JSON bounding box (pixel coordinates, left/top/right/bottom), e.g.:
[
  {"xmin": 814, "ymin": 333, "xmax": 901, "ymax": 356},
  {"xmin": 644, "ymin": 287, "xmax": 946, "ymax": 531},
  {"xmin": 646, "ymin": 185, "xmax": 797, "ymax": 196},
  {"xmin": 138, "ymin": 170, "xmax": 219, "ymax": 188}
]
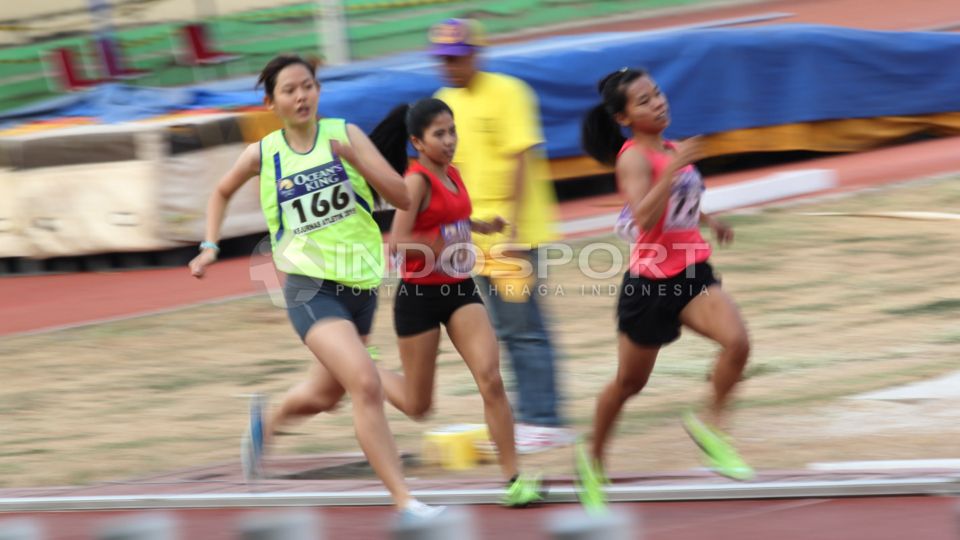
[{"xmin": 428, "ymin": 18, "xmax": 486, "ymax": 56}]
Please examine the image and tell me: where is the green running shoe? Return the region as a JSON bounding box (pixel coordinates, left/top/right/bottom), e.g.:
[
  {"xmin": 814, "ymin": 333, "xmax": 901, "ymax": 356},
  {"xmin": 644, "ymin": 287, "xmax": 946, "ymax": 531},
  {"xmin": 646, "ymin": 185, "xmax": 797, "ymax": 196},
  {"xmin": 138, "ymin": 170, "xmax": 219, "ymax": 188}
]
[
  {"xmin": 503, "ymin": 473, "xmax": 545, "ymax": 507},
  {"xmin": 682, "ymin": 411, "xmax": 755, "ymax": 481},
  {"xmin": 573, "ymin": 439, "xmax": 608, "ymax": 514}
]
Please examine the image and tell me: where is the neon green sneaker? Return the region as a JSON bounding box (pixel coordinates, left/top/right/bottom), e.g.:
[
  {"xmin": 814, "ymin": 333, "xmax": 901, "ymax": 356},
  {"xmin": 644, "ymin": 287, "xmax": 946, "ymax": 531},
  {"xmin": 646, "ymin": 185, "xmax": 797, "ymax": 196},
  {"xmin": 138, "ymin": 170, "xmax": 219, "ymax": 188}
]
[
  {"xmin": 573, "ymin": 440, "xmax": 608, "ymax": 514},
  {"xmin": 367, "ymin": 346, "xmax": 380, "ymax": 362},
  {"xmin": 503, "ymin": 473, "xmax": 545, "ymax": 507},
  {"xmin": 682, "ymin": 411, "xmax": 755, "ymax": 481}
]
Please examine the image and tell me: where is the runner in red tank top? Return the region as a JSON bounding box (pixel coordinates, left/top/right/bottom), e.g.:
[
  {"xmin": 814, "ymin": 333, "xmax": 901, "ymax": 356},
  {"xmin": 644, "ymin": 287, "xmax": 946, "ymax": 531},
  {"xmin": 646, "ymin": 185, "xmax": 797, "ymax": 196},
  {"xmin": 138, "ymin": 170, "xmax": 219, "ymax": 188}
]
[
  {"xmin": 398, "ymin": 160, "xmax": 476, "ymax": 285},
  {"xmin": 370, "ymin": 98, "xmax": 544, "ymax": 507},
  {"xmin": 575, "ymin": 68, "xmax": 754, "ymax": 509}
]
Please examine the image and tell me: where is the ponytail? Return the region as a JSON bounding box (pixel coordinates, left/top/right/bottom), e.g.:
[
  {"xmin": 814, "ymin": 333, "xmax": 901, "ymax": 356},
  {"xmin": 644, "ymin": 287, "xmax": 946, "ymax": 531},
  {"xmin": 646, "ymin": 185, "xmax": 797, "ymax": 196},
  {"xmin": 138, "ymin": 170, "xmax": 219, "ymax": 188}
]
[
  {"xmin": 580, "ymin": 67, "xmax": 648, "ymax": 166},
  {"xmin": 581, "ymin": 103, "xmax": 625, "ymax": 166},
  {"xmin": 369, "ymin": 103, "xmax": 412, "ymax": 176},
  {"xmin": 369, "ymin": 97, "xmax": 456, "ymax": 176}
]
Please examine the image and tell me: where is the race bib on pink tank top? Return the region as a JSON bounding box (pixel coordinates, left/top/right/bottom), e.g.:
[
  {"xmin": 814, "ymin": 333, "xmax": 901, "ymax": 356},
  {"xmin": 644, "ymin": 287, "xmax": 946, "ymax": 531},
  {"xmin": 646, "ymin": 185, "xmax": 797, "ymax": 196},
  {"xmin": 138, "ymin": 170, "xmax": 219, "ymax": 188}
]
[
  {"xmin": 614, "ymin": 203, "xmax": 639, "ymax": 242},
  {"xmin": 614, "ymin": 166, "xmax": 705, "ymax": 241},
  {"xmin": 664, "ymin": 167, "xmax": 705, "ymax": 231}
]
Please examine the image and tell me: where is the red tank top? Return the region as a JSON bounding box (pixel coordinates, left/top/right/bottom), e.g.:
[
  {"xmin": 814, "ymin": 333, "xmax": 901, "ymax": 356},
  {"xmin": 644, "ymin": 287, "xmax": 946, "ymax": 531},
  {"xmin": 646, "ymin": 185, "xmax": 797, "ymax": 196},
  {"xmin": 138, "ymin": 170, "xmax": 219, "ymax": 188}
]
[
  {"xmin": 401, "ymin": 161, "xmax": 474, "ymax": 285},
  {"xmin": 618, "ymin": 139, "xmax": 712, "ymax": 279}
]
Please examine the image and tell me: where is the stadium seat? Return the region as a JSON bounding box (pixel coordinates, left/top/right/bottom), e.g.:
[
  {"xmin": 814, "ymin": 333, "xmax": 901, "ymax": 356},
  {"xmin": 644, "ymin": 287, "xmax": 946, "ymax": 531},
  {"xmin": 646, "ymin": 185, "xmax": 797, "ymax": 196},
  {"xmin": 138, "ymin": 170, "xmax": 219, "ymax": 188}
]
[
  {"xmin": 179, "ymin": 24, "xmax": 240, "ymax": 66},
  {"xmin": 48, "ymin": 48, "xmax": 103, "ymax": 91},
  {"xmin": 94, "ymin": 37, "xmax": 149, "ymax": 80}
]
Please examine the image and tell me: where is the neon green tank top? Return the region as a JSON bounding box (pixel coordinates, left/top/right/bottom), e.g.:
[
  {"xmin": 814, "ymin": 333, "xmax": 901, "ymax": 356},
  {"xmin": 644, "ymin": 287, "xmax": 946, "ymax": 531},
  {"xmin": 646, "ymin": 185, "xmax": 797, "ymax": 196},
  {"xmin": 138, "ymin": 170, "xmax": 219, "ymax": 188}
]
[{"xmin": 259, "ymin": 118, "xmax": 383, "ymax": 288}]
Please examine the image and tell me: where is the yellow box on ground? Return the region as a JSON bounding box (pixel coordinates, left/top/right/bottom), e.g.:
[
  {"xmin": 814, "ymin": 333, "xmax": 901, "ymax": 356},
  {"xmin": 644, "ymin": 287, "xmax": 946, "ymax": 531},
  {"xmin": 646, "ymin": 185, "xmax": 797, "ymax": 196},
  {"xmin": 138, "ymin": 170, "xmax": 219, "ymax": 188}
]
[{"xmin": 421, "ymin": 424, "xmax": 489, "ymax": 470}]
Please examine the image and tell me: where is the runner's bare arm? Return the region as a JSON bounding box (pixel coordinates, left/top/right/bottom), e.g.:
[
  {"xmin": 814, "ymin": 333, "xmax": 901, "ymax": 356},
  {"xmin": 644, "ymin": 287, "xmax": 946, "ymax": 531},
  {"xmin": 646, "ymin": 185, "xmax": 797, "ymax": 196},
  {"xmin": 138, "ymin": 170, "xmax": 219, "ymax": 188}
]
[
  {"xmin": 336, "ymin": 123, "xmax": 411, "ymax": 211},
  {"xmin": 470, "ymin": 216, "xmax": 507, "ymax": 235},
  {"xmin": 189, "ymin": 143, "xmax": 260, "ymax": 277},
  {"xmin": 622, "ymin": 136, "xmax": 704, "ymax": 231},
  {"xmin": 204, "ymin": 142, "xmax": 261, "ymax": 246},
  {"xmin": 390, "ymin": 173, "xmax": 442, "ymax": 257},
  {"xmin": 390, "ymin": 173, "xmax": 427, "ymax": 244},
  {"xmin": 618, "ymin": 148, "xmax": 670, "ymax": 231}
]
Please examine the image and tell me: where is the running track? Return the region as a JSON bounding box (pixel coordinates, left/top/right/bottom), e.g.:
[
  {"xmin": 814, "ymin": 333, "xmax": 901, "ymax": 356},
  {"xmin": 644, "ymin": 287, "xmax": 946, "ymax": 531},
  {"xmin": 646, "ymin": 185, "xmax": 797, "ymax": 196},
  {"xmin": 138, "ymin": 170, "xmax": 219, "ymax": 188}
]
[{"xmin": 4, "ymin": 496, "xmax": 958, "ymax": 539}]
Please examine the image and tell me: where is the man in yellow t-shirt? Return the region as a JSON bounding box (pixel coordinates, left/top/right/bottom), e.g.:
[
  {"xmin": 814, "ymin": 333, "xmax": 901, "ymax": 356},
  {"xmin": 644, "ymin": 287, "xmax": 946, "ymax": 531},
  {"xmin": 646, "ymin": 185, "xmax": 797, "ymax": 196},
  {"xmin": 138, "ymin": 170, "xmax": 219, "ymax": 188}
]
[{"xmin": 430, "ymin": 18, "xmax": 571, "ymax": 452}]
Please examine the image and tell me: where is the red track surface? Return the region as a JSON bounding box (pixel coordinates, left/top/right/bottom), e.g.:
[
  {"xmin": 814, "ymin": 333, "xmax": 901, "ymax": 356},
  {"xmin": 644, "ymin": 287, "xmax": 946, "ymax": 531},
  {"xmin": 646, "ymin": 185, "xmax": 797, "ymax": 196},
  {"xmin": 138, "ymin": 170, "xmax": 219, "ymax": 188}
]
[
  {"xmin": 493, "ymin": 0, "xmax": 960, "ymax": 41},
  {"xmin": 5, "ymin": 496, "xmax": 958, "ymax": 540}
]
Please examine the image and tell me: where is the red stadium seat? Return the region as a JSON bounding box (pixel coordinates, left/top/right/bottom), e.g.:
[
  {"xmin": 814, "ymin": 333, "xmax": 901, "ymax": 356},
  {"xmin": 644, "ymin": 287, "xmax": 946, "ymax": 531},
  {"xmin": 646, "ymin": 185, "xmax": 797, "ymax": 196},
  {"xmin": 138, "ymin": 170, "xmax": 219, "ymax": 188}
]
[
  {"xmin": 48, "ymin": 48, "xmax": 104, "ymax": 91},
  {"xmin": 94, "ymin": 37, "xmax": 149, "ymax": 80},
  {"xmin": 179, "ymin": 24, "xmax": 239, "ymax": 65}
]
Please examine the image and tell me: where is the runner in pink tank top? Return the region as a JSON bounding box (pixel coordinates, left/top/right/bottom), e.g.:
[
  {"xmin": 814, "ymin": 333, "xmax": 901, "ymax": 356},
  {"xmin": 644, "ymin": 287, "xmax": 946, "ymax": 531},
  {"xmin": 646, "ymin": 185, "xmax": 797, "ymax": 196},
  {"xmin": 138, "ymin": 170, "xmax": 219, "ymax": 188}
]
[
  {"xmin": 369, "ymin": 98, "xmax": 544, "ymax": 507},
  {"xmin": 575, "ymin": 68, "xmax": 754, "ymax": 508},
  {"xmin": 617, "ymin": 138, "xmax": 712, "ymax": 279}
]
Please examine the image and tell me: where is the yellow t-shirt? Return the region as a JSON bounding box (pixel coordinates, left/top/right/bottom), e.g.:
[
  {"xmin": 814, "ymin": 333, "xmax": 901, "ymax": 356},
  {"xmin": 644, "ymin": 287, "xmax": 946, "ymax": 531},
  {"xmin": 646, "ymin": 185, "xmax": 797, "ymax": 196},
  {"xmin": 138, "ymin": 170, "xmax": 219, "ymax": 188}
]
[{"xmin": 435, "ymin": 71, "xmax": 559, "ymax": 275}]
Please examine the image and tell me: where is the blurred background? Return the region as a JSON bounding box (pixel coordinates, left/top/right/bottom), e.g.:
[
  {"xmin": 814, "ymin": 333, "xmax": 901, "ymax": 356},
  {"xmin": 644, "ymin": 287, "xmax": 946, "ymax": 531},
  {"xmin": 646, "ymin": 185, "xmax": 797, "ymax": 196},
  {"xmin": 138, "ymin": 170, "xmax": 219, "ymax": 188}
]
[{"xmin": 0, "ymin": 0, "xmax": 719, "ymax": 110}]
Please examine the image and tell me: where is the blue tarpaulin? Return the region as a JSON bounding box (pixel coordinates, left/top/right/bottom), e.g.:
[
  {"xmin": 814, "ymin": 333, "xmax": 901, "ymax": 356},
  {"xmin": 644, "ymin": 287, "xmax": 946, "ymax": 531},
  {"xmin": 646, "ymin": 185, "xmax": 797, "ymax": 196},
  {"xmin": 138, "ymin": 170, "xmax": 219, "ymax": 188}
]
[{"xmin": 5, "ymin": 24, "xmax": 960, "ymax": 158}]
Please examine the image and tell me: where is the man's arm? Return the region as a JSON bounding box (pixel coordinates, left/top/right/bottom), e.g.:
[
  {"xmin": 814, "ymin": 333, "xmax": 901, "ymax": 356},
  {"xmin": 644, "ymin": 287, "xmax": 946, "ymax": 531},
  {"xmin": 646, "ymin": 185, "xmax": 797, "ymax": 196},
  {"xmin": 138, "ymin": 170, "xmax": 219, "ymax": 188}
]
[
  {"xmin": 502, "ymin": 77, "xmax": 545, "ymax": 243},
  {"xmin": 508, "ymin": 148, "xmax": 532, "ymax": 242}
]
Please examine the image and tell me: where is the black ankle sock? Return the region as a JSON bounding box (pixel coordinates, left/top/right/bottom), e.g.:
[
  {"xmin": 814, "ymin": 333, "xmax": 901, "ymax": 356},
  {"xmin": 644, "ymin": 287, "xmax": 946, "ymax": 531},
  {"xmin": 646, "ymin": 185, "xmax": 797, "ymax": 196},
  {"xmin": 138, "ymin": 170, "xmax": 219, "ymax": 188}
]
[{"xmin": 507, "ymin": 474, "xmax": 519, "ymax": 486}]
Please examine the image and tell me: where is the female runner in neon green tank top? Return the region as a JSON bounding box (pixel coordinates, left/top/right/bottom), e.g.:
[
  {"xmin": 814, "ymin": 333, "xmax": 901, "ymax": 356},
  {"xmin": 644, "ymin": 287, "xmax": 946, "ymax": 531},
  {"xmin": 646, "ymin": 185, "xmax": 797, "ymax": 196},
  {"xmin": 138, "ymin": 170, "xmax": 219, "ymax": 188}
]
[{"xmin": 188, "ymin": 55, "xmax": 441, "ymax": 519}]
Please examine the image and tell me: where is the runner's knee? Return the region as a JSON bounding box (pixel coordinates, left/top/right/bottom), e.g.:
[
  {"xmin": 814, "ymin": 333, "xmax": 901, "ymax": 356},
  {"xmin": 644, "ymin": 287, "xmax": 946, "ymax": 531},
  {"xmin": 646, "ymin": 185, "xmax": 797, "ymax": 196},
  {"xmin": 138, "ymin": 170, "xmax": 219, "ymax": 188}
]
[
  {"xmin": 349, "ymin": 369, "xmax": 384, "ymax": 406},
  {"xmin": 723, "ymin": 332, "xmax": 750, "ymax": 365},
  {"xmin": 408, "ymin": 395, "xmax": 433, "ymax": 420},
  {"xmin": 616, "ymin": 372, "xmax": 650, "ymax": 397},
  {"xmin": 475, "ymin": 365, "xmax": 506, "ymax": 400}
]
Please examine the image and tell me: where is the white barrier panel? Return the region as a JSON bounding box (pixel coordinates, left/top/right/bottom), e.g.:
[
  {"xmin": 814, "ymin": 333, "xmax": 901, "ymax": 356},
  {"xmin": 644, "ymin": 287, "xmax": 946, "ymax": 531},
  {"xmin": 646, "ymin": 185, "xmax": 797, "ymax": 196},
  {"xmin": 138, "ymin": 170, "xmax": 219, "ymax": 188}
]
[
  {"xmin": 0, "ymin": 167, "xmax": 32, "ymax": 258},
  {"xmin": 700, "ymin": 169, "xmax": 838, "ymax": 213},
  {"xmin": 0, "ymin": 115, "xmax": 264, "ymax": 259},
  {"xmin": 18, "ymin": 159, "xmax": 177, "ymax": 258},
  {"xmin": 1, "ymin": 127, "xmax": 182, "ymax": 259},
  {"xmin": 157, "ymin": 143, "xmax": 266, "ymax": 243}
]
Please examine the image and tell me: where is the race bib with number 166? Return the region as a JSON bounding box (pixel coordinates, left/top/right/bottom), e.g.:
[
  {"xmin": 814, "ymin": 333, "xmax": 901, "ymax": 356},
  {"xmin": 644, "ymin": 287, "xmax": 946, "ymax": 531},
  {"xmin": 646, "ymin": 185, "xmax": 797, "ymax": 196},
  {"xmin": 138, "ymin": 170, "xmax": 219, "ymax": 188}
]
[{"xmin": 277, "ymin": 159, "xmax": 357, "ymax": 236}]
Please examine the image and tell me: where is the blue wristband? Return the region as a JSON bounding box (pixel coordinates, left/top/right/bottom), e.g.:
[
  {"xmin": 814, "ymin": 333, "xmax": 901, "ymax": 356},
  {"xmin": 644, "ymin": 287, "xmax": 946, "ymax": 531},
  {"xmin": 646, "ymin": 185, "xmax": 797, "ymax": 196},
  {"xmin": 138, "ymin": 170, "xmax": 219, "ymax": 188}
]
[{"xmin": 199, "ymin": 241, "xmax": 220, "ymax": 253}]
